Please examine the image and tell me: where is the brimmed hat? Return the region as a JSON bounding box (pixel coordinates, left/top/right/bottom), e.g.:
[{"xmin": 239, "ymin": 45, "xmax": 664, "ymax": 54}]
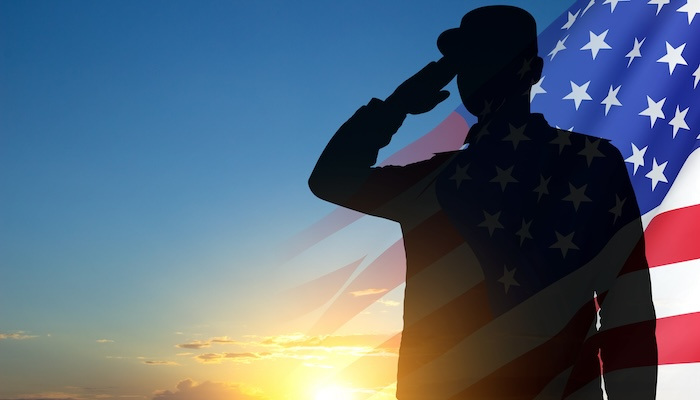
[{"xmin": 437, "ymin": 6, "xmax": 538, "ymax": 72}]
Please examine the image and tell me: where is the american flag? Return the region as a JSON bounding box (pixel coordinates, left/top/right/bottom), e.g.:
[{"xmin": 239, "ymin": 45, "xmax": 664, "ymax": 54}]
[
  {"xmin": 286, "ymin": 0, "xmax": 700, "ymax": 398},
  {"xmin": 531, "ymin": 0, "xmax": 700, "ymax": 392}
]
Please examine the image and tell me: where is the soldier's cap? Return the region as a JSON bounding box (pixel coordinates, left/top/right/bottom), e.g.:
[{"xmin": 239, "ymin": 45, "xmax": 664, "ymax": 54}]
[{"xmin": 437, "ymin": 6, "xmax": 538, "ymax": 72}]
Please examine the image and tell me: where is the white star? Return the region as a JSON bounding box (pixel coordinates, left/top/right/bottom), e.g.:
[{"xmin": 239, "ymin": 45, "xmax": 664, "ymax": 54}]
[
  {"xmin": 450, "ymin": 163, "xmax": 470, "ymax": 188},
  {"xmin": 693, "ymin": 64, "xmax": 700, "ymax": 88},
  {"xmin": 648, "ymin": 0, "xmax": 671, "ymax": 15},
  {"xmin": 624, "ymin": 143, "xmax": 647, "ymax": 175},
  {"xmin": 562, "ymin": 9, "xmax": 581, "ymax": 30},
  {"xmin": 639, "ymin": 96, "xmax": 666, "ymax": 127},
  {"xmin": 644, "ymin": 157, "xmax": 668, "ymax": 192},
  {"xmin": 502, "ymin": 123, "xmax": 530, "ymax": 149},
  {"xmin": 669, "ymin": 105, "xmax": 691, "ymax": 138},
  {"xmin": 490, "ymin": 165, "xmax": 518, "ymax": 191},
  {"xmin": 530, "ymin": 76, "xmax": 547, "ymax": 102},
  {"xmin": 563, "ymin": 80, "xmax": 593, "ymax": 110},
  {"xmin": 515, "ymin": 219, "xmax": 533, "ymax": 245},
  {"xmin": 533, "ymin": 175, "xmax": 551, "ymax": 202},
  {"xmin": 478, "ymin": 211, "xmax": 504, "ymax": 236},
  {"xmin": 550, "ymin": 231, "xmax": 579, "ymax": 258},
  {"xmin": 582, "ymin": 0, "xmax": 596, "ymax": 15},
  {"xmin": 548, "ymin": 35, "xmax": 569, "ymax": 60},
  {"xmin": 609, "ymin": 195, "xmax": 626, "ymax": 224},
  {"xmin": 498, "ymin": 265, "xmax": 520, "ymax": 294},
  {"xmin": 625, "ymin": 37, "xmax": 646, "ymax": 67},
  {"xmin": 645, "ymin": 158, "xmax": 668, "ymax": 191},
  {"xmin": 601, "ymin": 85, "xmax": 622, "ymax": 115},
  {"xmin": 563, "ymin": 183, "xmax": 592, "ymax": 210},
  {"xmin": 580, "ymin": 30, "xmax": 612, "ymax": 59},
  {"xmin": 603, "ymin": 0, "xmax": 629, "ymax": 12},
  {"xmin": 677, "ymin": 0, "xmax": 700, "ymax": 23},
  {"xmin": 579, "ymin": 138, "xmax": 605, "ymax": 166},
  {"xmin": 657, "ymin": 42, "xmax": 688, "ymax": 75},
  {"xmin": 550, "ymin": 130, "xmax": 572, "ymax": 154}
]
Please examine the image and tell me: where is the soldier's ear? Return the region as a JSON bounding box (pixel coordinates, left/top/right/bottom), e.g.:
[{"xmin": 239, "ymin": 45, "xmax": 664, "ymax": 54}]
[{"xmin": 532, "ymin": 56, "xmax": 544, "ymax": 82}]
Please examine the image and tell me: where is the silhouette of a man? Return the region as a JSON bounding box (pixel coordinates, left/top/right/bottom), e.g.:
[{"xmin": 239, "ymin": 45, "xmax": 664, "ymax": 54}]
[{"xmin": 310, "ymin": 6, "xmax": 656, "ymax": 399}]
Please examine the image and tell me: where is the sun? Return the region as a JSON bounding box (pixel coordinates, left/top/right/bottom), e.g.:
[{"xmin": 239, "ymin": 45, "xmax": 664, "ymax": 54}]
[{"xmin": 314, "ymin": 385, "xmax": 353, "ymax": 400}]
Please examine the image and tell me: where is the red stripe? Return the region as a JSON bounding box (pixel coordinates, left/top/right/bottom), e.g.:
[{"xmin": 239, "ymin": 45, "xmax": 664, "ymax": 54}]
[
  {"xmin": 657, "ymin": 312, "xmax": 700, "ymax": 365},
  {"xmin": 645, "ymin": 204, "xmax": 700, "ymax": 267}
]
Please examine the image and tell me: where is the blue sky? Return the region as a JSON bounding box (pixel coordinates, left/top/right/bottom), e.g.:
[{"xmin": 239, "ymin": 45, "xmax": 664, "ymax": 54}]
[{"xmin": 0, "ymin": 1, "xmax": 576, "ymax": 398}]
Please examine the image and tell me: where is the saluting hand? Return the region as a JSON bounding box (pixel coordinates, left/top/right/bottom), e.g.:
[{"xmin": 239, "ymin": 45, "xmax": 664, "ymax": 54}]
[{"xmin": 386, "ymin": 57, "xmax": 457, "ymax": 115}]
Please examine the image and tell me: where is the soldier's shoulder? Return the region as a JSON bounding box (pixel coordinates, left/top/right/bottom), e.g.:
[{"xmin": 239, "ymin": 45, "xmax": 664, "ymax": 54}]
[
  {"xmin": 554, "ymin": 128, "xmax": 608, "ymax": 142},
  {"xmin": 557, "ymin": 128, "xmax": 621, "ymax": 157}
]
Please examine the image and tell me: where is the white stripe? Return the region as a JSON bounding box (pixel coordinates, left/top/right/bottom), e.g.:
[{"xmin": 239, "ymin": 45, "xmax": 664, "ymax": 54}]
[
  {"xmin": 656, "ymin": 362, "xmax": 700, "ymax": 400},
  {"xmin": 650, "ymin": 257, "xmax": 700, "ymax": 319}
]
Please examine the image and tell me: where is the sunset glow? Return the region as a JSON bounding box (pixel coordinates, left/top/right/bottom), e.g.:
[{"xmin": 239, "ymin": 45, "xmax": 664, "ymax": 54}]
[
  {"xmin": 314, "ymin": 385, "xmax": 354, "ymax": 400},
  {"xmin": 1, "ymin": 2, "xmax": 591, "ymax": 399}
]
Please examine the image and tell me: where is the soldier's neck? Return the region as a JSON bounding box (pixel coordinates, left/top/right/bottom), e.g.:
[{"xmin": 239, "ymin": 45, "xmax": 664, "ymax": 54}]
[{"xmin": 478, "ymin": 101, "xmax": 531, "ymax": 127}]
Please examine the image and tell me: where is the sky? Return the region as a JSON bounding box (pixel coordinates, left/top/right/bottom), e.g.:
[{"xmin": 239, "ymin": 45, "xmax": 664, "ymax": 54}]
[{"xmin": 1, "ymin": 1, "xmax": 579, "ymax": 399}]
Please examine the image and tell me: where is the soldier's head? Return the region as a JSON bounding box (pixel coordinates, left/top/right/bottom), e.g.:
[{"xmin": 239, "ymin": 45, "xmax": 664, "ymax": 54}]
[{"xmin": 438, "ymin": 6, "xmax": 543, "ymax": 118}]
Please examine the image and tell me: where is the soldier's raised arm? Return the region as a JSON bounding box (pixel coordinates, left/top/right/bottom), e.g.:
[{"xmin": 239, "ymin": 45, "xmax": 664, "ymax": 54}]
[{"xmin": 308, "ymin": 59, "xmax": 456, "ymax": 214}]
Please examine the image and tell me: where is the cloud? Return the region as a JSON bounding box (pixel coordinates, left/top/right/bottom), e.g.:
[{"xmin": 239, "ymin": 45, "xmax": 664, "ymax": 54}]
[
  {"xmin": 201, "ymin": 333, "xmax": 402, "ymax": 364},
  {"xmin": 95, "ymin": 339, "xmax": 114, "ymax": 343},
  {"xmin": 0, "ymin": 398, "xmax": 78, "ymax": 400},
  {"xmin": 152, "ymin": 379, "xmax": 264, "ymax": 400},
  {"xmin": 259, "ymin": 333, "xmax": 397, "ymax": 351},
  {"xmin": 259, "ymin": 333, "xmax": 320, "ymax": 347},
  {"xmin": 0, "ymin": 390, "xmax": 80, "ymax": 400},
  {"xmin": 0, "ymin": 331, "xmax": 38, "ymax": 340},
  {"xmin": 210, "ymin": 336, "xmax": 240, "ymax": 344},
  {"xmin": 180, "ymin": 333, "xmax": 400, "ymax": 366},
  {"xmin": 349, "ymin": 288, "xmax": 388, "ymax": 297},
  {"xmin": 194, "ymin": 352, "xmax": 270, "ymax": 364},
  {"xmin": 0, "ymin": 396, "xmax": 81, "ymax": 400},
  {"xmin": 175, "ymin": 336, "xmax": 241, "ymax": 349},
  {"xmin": 143, "ymin": 360, "xmax": 179, "ymax": 366},
  {"xmin": 195, "ymin": 353, "xmax": 222, "ymax": 363},
  {"xmin": 377, "ymin": 299, "xmax": 400, "ymax": 307},
  {"xmin": 175, "ymin": 340, "xmax": 210, "ymax": 349}
]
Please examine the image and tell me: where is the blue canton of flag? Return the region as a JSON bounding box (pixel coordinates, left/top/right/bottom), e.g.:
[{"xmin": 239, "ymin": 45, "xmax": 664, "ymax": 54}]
[{"xmin": 529, "ymin": 0, "xmax": 700, "ymax": 215}]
